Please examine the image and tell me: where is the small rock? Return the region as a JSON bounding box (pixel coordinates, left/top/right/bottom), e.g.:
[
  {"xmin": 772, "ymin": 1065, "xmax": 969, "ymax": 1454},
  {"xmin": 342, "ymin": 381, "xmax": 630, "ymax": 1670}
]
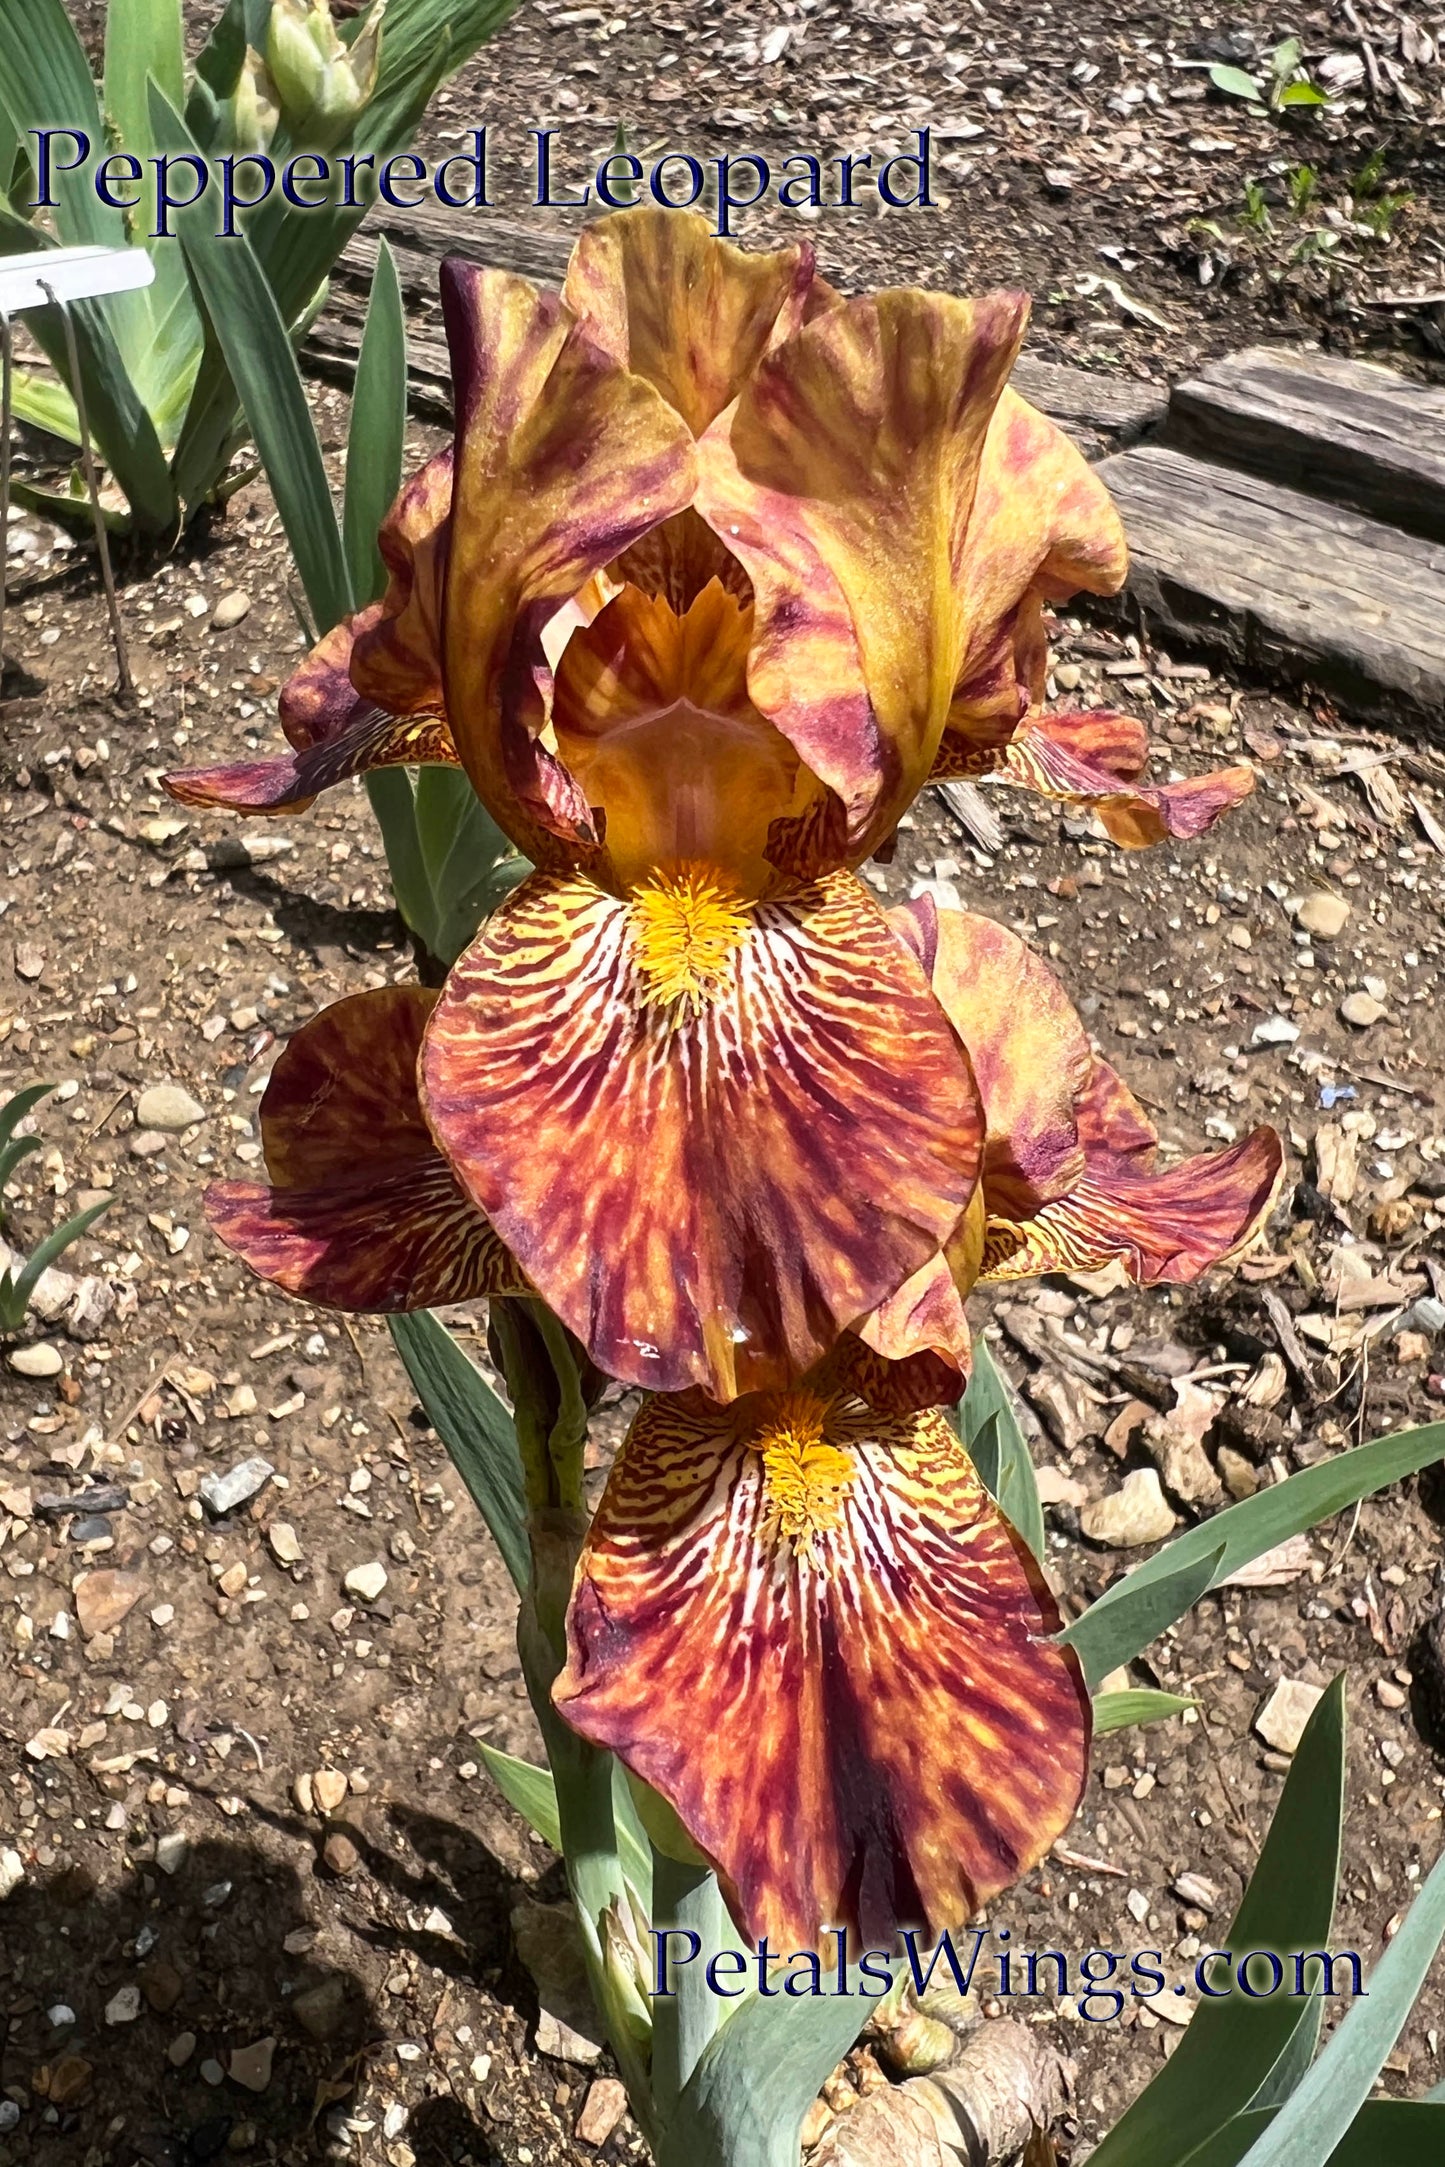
[
  {"xmin": 1251, "ymin": 1015, "xmax": 1299, "ymax": 1047},
  {"xmin": 312, "ymin": 1769, "xmax": 348, "ymax": 1815},
  {"xmin": 8, "ymin": 1340, "xmax": 63, "ymax": 1378},
  {"xmin": 74, "ymin": 1569, "xmax": 144, "ymax": 1640},
  {"xmin": 200, "ymin": 2058, "xmax": 225, "ymax": 2087},
  {"xmin": 136, "ymin": 1083, "xmax": 206, "ymax": 1132},
  {"xmin": 105, "ymin": 1985, "xmax": 142, "ymax": 2025},
  {"xmin": 229, "ymin": 2036, "xmax": 275, "ymax": 2092},
  {"xmin": 1296, "ymin": 892, "xmax": 1349, "ymax": 941},
  {"xmin": 291, "ymin": 1974, "xmax": 349, "ymax": 2041},
  {"xmin": 200, "ymin": 1455, "xmax": 274, "ymax": 1518},
  {"xmin": 1396, "ymin": 1330, "xmax": 1432, "ymax": 1365},
  {"xmin": 1217, "ymin": 1446, "xmax": 1259, "ymax": 1500},
  {"xmin": 268, "ymin": 1521, "xmax": 303, "ymax": 1565},
  {"xmin": 1340, "ymin": 991, "xmax": 1386, "ymax": 1029},
  {"xmin": 1255, "ymin": 1679, "xmax": 1324, "ymax": 1756},
  {"xmin": 577, "ymin": 2076, "xmax": 629, "ymax": 2147},
  {"xmin": 1035, "ymin": 1464, "xmax": 1089, "ymax": 1509},
  {"xmin": 140, "ymin": 1958, "xmax": 184, "ymax": 2013},
  {"xmin": 211, "ymin": 590, "xmax": 251, "ymax": 630},
  {"xmin": 14, "ymin": 941, "xmax": 44, "ymax": 981},
  {"xmin": 0, "ymin": 2101, "xmax": 18, "ymax": 2133},
  {"xmin": 45, "ymin": 2055, "xmax": 92, "ymax": 2106},
  {"xmin": 343, "ymin": 1560, "xmax": 388, "ymax": 1603},
  {"xmin": 155, "ymin": 1831, "xmax": 189, "ymax": 1876},
  {"xmin": 1079, "ymin": 1468, "xmax": 1178, "ymax": 1549},
  {"xmin": 321, "ymin": 1831, "xmax": 361, "ymax": 1876},
  {"xmin": 1172, "ymin": 1871, "xmax": 1219, "ymax": 1913},
  {"xmin": 169, "ymin": 2031, "xmax": 197, "ymax": 2068},
  {"xmin": 0, "ymin": 1847, "xmax": 24, "ymax": 1901}
]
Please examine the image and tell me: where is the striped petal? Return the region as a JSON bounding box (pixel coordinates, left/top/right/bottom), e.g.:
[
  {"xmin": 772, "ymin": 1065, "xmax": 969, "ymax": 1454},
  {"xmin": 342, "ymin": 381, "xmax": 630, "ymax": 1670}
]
[
  {"xmin": 997, "ymin": 708, "xmax": 1256, "ymax": 847},
  {"xmin": 943, "ymin": 390, "xmax": 1129, "ymax": 754},
  {"xmin": 165, "ymin": 450, "xmax": 460, "ymax": 816},
  {"xmin": 555, "ymin": 1388, "xmax": 1089, "ymax": 1948},
  {"xmin": 164, "ymin": 705, "xmax": 458, "ymax": 815},
  {"xmin": 206, "ymin": 988, "xmax": 525, "ymax": 1312},
  {"xmin": 562, "ymin": 205, "xmax": 821, "ymax": 437},
  {"xmin": 439, "ymin": 258, "xmax": 698, "ymax": 871},
  {"xmin": 420, "ymin": 867, "xmax": 984, "ymax": 1401},
  {"xmin": 693, "ymin": 290, "xmax": 1029, "ymax": 871},
  {"xmin": 914, "ymin": 904, "xmax": 1283, "ymax": 1284}
]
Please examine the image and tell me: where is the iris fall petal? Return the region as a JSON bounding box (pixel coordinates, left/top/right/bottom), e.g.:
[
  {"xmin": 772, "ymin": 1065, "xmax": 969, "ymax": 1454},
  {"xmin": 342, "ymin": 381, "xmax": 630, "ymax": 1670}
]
[
  {"xmin": 206, "ymin": 987, "xmax": 525, "ymax": 1311},
  {"xmin": 420, "ymin": 866, "xmax": 984, "ymax": 1400},
  {"xmin": 555, "ymin": 1387, "xmax": 1090, "ymax": 1948}
]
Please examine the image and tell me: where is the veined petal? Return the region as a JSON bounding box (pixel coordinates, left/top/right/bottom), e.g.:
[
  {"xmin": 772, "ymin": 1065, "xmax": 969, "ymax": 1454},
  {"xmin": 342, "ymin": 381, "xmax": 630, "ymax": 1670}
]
[
  {"xmin": 348, "ymin": 445, "xmax": 455, "ymax": 716},
  {"xmin": 206, "ymin": 987, "xmax": 525, "ymax": 1312},
  {"xmin": 914, "ymin": 906, "xmax": 1283, "ymax": 1286},
  {"xmin": 562, "ymin": 206, "xmax": 821, "ymax": 437},
  {"xmin": 421, "ymin": 867, "xmax": 984, "ymax": 1400},
  {"xmin": 440, "ymin": 258, "xmax": 697, "ymax": 870},
  {"xmin": 555, "ymin": 1389, "xmax": 1089, "ymax": 1948},
  {"xmin": 551, "ymin": 576, "xmax": 822, "ymax": 893},
  {"xmin": 947, "ymin": 391, "xmax": 1129, "ymax": 736},
  {"xmin": 998, "ymin": 708, "xmax": 1256, "ymax": 847},
  {"xmin": 163, "ymin": 707, "xmax": 458, "ymax": 815},
  {"xmin": 694, "ymin": 289, "xmax": 1030, "ymax": 870}
]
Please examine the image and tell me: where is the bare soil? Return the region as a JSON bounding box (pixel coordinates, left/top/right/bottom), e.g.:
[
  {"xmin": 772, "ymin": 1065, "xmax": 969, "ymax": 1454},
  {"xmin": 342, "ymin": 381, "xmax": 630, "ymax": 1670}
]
[{"xmin": 2, "ymin": 5, "xmax": 1445, "ymax": 2166}]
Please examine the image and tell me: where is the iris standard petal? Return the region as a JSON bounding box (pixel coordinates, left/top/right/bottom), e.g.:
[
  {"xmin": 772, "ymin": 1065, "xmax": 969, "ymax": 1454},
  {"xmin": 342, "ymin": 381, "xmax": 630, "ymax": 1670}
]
[
  {"xmin": 206, "ymin": 987, "xmax": 526, "ymax": 1311},
  {"xmin": 693, "ymin": 287, "xmax": 1030, "ymax": 872},
  {"xmin": 555, "ymin": 1387, "xmax": 1090, "ymax": 1948},
  {"xmin": 439, "ymin": 258, "xmax": 698, "ymax": 870},
  {"xmin": 420, "ymin": 866, "xmax": 984, "ymax": 1401},
  {"xmin": 562, "ymin": 205, "xmax": 821, "ymax": 437}
]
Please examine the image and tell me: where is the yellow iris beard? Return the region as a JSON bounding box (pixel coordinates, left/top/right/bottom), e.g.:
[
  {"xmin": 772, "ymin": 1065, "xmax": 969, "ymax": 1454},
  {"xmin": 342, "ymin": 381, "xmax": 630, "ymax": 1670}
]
[
  {"xmin": 749, "ymin": 1390, "xmax": 855, "ymax": 1560},
  {"xmin": 629, "ymin": 862, "xmax": 753, "ymax": 1023}
]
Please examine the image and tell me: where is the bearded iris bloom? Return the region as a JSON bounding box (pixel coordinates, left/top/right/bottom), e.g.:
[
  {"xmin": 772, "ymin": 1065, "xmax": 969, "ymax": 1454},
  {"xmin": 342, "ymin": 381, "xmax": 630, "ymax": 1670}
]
[
  {"xmin": 182, "ymin": 208, "xmax": 1282, "ymax": 1953},
  {"xmin": 170, "ymin": 208, "xmax": 1253, "ymax": 1406}
]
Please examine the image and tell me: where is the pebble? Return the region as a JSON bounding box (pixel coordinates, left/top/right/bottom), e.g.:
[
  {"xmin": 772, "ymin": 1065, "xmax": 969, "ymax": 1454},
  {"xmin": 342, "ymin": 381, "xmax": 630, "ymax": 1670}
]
[
  {"xmin": 8, "ymin": 1340, "xmax": 63, "ymax": 1378},
  {"xmin": 199, "ymin": 1455, "xmax": 275, "ymax": 1518},
  {"xmin": 268, "ymin": 1520, "xmax": 303, "ymax": 1565},
  {"xmin": 1296, "ymin": 892, "xmax": 1350, "ymax": 940},
  {"xmin": 0, "ymin": 2101, "xmax": 18, "ymax": 2132},
  {"xmin": 313, "ymin": 1769, "xmax": 349, "ymax": 1815},
  {"xmin": 291, "ymin": 1974, "xmax": 349, "ymax": 2041},
  {"xmin": 1079, "ymin": 1468, "xmax": 1178, "ymax": 1548},
  {"xmin": 229, "ymin": 2036, "xmax": 276, "ymax": 2092},
  {"xmin": 211, "ymin": 590, "xmax": 252, "ymax": 630},
  {"xmin": 1251, "ymin": 1015, "xmax": 1299, "ymax": 1047},
  {"xmin": 322, "ymin": 1830, "xmax": 362, "ymax": 1876},
  {"xmin": 1377, "ymin": 1679, "xmax": 1408, "ymax": 1710},
  {"xmin": 1255, "ymin": 1679, "xmax": 1325, "ymax": 1756},
  {"xmin": 155, "ymin": 1832, "xmax": 189, "ymax": 1876},
  {"xmin": 169, "ymin": 2032, "xmax": 197, "ymax": 2067},
  {"xmin": 135, "ymin": 1082, "xmax": 206, "ymax": 1131},
  {"xmin": 74, "ymin": 1569, "xmax": 144, "ymax": 1640},
  {"xmin": 0, "ymin": 1848, "xmax": 24, "ymax": 1901},
  {"xmin": 577, "ymin": 2077, "xmax": 628, "ymax": 2147},
  {"xmin": 343, "ymin": 1560, "xmax": 388, "ymax": 1602},
  {"xmin": 1340, "ymin": 991, "xmax": 1386, "ymax": 1028},
  {"xmin": 1172, "ymin": 1871, "xmax": 1219, "ymax": 1913},
  {"xmin": 105, "ymin": 1985, "xmax": 142, "ymax": 2025}
]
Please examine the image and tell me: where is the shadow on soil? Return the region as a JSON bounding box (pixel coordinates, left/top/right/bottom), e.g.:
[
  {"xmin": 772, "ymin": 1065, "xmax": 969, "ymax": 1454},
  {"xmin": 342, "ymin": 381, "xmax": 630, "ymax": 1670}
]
[{"xmin": 0, "ymin": 1833, "xmax": 376, "ymax": 2164}]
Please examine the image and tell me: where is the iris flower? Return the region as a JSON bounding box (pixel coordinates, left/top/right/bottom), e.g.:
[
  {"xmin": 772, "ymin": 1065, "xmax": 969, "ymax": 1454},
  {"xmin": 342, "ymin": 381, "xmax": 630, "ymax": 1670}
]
[
  {"xmin": 208, "ymin": 899, "xmax": 1278, "ymax": 1946},
  {"xmin": 170, "ymin": 208, "xmax": 1253, "ymax": 1407}
]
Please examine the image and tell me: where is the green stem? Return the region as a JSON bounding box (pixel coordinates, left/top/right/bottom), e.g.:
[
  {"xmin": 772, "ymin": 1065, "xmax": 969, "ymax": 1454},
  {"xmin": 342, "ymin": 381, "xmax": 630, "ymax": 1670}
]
[{"xmin": 651, "ymin": 1850, "xmax": 727, "ymax": 2127}]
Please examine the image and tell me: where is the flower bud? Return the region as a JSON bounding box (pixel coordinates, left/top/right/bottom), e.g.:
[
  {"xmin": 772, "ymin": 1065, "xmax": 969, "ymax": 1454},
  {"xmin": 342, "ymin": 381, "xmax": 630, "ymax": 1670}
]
[
  {"xmin": 219, "ymin": 47, "xmax": 280, "ymax": 157},
  {"xmin": 266, "ymin": 0, "xmax": 385, "ymax": 153}
]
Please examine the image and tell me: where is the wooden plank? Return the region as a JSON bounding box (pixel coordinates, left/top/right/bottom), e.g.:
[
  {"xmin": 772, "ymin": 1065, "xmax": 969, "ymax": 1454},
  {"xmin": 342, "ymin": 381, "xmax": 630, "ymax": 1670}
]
[
  {"xmin": 1166, "ymin": 345, "xmax": 1445, "ymax": 544},
  {"xmin": 1095, "ymin": 443, "xmax": 1445, "ymax": 736},
  {"xmin": 1010, "ymin": 355, "xmax": 1166, "ymax": 446}
]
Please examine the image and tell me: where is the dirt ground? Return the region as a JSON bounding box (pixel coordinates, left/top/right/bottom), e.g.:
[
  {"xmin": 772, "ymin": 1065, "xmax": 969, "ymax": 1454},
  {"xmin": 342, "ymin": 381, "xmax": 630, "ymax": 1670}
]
[{"xmin": 2, "ymin": 5, "xmax": 1445, "ymax": 2166}]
